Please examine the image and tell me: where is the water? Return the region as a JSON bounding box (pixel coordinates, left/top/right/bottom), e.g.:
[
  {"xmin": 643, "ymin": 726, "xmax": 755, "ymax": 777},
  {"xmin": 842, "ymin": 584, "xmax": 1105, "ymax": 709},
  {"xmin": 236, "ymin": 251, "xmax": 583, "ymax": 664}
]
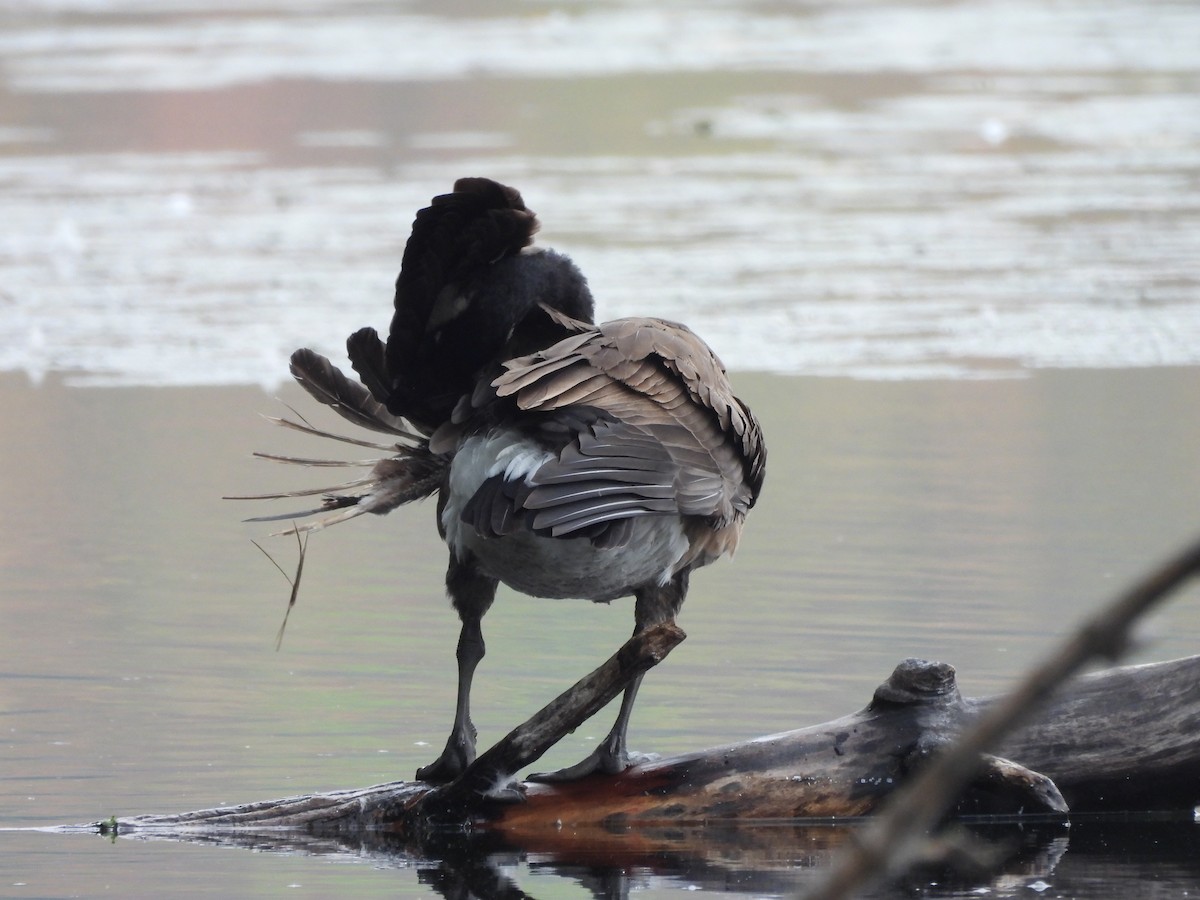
[
  {"xmin": 4, "ymin": 370, "xmax": 1200, "ymax": 897},
  {"xmin": 2, "ymin": 0, "xmax": 1200, "ymax": 897}
]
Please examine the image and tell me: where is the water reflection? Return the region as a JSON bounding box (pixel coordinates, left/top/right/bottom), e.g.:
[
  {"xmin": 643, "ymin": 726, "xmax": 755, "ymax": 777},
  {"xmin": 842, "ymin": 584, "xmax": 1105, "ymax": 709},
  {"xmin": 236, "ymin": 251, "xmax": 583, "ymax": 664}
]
[{"xmin": 57, "ymin": 813, "xmax": 1200, "ymax": 899}]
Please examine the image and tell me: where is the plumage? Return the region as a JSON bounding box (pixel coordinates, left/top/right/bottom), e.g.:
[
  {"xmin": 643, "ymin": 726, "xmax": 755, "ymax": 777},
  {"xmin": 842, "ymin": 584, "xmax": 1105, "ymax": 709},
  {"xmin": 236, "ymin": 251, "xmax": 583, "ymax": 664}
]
[
  {"xmin": 237, "ymin": 178, "xmax": 766, "ymax": 789},
  {"xmin": 289, "ymin": 347, "xmax": 418, "ymax": 439}
]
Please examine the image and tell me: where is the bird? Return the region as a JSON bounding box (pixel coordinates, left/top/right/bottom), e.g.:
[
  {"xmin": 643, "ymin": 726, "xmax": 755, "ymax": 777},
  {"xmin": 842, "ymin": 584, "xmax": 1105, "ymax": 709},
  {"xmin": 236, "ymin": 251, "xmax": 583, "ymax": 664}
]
[{"xmin": 241, "ymin": 177, "xmax": 766, "ymax": 787}]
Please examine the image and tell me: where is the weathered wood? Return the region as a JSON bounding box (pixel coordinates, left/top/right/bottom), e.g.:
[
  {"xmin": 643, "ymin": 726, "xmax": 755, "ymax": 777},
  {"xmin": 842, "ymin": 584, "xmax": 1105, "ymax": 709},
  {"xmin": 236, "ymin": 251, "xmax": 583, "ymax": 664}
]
[
  {"xmin": 95, "ymin": 652, "xmax": 1200, "ymax": 842},
  {"xmin": 104, "ymin": 781, "xmax": 426, "ymax": 834},
  {"xmin": 995, "ymin": 653, "xmax": 1200, "ymax": 811},
  {"xmin": 802, "ymin": 534, "xmax": 1200, "ymax": 900},
  {"xmin": 477, "ymin": 657, "xmax": 1065, "ymax": 836}
]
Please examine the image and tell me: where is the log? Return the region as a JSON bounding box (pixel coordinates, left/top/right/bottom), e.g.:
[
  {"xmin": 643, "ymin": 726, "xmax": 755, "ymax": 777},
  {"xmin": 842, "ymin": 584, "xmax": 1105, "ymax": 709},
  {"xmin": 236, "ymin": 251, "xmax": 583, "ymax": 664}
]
[
  {"xmin": 93, "ymin": 652, "xmax": 1200, "ymax": 844},
  {"xmin": 483, "ymin": 653, "xmax": 1200, "ymax": 837}
]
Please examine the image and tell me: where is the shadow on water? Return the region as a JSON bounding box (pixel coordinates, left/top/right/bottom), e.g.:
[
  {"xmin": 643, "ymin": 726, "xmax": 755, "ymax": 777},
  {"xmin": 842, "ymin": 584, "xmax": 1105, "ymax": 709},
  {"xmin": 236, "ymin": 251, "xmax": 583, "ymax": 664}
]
[{"xmin": 53, "ymin": 813, "xmax": 1200, "ymax": 898}]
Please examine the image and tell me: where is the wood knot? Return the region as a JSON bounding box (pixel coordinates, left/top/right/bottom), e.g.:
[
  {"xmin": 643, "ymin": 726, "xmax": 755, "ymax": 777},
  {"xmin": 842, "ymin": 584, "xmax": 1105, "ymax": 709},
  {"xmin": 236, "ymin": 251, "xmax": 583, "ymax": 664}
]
[{"xmin": 871, "ymin": 658, "xmax": 959, "ymax": 707}]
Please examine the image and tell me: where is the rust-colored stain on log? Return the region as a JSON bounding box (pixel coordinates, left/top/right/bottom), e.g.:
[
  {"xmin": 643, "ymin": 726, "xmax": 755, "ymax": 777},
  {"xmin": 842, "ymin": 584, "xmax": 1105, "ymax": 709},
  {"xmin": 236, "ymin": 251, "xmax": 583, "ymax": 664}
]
[{"xmin": 485, "ymin": 764, "xmax": 882, "ymax": 837}]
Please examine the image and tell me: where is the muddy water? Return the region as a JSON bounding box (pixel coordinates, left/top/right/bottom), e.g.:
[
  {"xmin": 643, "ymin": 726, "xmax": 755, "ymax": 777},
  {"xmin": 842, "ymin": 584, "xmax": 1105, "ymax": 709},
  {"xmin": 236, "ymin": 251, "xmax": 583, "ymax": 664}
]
[{"xmin": 2, "ymin": 1, "xmax": 1200, "ymax": 897}]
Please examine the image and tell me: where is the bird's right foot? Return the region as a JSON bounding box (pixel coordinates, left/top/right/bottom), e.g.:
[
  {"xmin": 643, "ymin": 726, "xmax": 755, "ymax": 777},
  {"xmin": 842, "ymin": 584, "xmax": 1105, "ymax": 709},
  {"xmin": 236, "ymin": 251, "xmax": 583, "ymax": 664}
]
[{"xmin": 415, "ymin": 755, "xmax": 463, "ymax": 785}]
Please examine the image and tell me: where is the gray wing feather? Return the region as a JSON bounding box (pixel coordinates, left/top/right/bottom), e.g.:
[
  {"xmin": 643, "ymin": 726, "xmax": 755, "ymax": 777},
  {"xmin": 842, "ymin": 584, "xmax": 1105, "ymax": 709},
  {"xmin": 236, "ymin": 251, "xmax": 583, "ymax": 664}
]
[{"xmin": 476, "ymin": 317, "xmax": 765, "ymax": 540}]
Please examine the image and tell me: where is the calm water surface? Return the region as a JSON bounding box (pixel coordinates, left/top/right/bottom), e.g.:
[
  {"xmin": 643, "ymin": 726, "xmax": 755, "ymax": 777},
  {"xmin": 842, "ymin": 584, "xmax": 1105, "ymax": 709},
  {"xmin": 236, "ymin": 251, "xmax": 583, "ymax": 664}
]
[
  {"xmin": 2, "ymin": 0, "xmax": 1200, "ymax": 897},
  {"xmin": 3, "ymin": 370, "xmax": 1199, "ymax": 897}
]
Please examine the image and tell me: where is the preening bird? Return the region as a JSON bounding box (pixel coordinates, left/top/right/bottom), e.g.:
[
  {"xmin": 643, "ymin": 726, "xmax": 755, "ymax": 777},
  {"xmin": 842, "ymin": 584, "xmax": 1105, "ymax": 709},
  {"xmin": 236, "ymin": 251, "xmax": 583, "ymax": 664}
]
[{"xmin": 241, "ymin": 177, "xmax": 766, "ymax": 786}]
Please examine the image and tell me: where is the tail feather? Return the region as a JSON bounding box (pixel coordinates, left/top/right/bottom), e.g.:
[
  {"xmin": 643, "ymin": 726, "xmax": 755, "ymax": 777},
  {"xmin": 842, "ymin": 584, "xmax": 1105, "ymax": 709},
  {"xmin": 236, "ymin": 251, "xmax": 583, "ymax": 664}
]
[
  {"xmin": 258, "ymin": 456, "xmax": 445, "ymax": 535},
  {"xmin": 250, "ymin": 451, "xmax": 384, "ymax": 468},
  {"xmin": 290, "ymin": 348, "xmax": 424, "ymax": 439},
  {"xmin": 225, "ymin": 475, "xmax": 379, "ymax": 501},
  {"xmin": 232, "ymin": 450, "xmax": 442, "ymax": 532},
  {"xmin": 245, "ymin": 502, "xmax": 360, "ymax": 525},
  {"xmin": 231, "ymin": 377, "xmax": 446, "ymax": 533},
  {"xmin": 269, "ymin": 503, "xmax": 374, "ymax": 535},
  {"xmin": 261, "ymin": 412, "xmax": 400, "ymax": 452},
  {"xmin": 346, "ymin": 327, "xmax": 393, "ymax": 408}
]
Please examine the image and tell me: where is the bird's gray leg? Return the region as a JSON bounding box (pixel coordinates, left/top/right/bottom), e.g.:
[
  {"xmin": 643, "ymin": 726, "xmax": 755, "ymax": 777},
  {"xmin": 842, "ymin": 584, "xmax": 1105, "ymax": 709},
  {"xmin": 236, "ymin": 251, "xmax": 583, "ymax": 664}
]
[
  {"xmin": 416, "ymin": 553, "xmax": 497, "ymax": 784},
  {"xmin": 529, "ymin": 571, "xmax": 689, "ymax": 782}
]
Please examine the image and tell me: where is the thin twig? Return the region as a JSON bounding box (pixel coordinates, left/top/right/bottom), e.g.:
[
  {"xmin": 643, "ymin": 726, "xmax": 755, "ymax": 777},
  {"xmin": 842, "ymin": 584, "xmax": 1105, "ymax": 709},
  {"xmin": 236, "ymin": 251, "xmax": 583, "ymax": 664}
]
[
  {"xmin": 251, "ymin": 538, "xmax": 293, "ymax": 584},
  {"xmin": 250, "ymin": 528, "xmax": 309, "ymax": 651},
  {"xmin": 803, "ymin": 534, "xmax": 1200, "ymax": 900}
]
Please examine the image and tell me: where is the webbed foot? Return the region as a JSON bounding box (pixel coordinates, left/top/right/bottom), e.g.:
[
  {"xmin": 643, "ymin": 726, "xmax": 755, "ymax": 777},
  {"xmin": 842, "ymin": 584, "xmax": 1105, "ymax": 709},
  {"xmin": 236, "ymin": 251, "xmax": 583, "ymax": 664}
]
[
  {"xmin": 527, "ymin": 744, "xmax": 659, "ymax": 783},
  {"xmin": 416, "ymin": 728, "xmax": 475, "ymax": 784}
]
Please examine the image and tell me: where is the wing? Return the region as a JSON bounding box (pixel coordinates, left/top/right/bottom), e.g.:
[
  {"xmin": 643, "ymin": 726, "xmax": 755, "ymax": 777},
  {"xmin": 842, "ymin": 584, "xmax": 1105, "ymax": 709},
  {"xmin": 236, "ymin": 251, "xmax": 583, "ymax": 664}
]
[{"xmin": 472, "ymin": 316, "xmax": 765, "ymax": 542}]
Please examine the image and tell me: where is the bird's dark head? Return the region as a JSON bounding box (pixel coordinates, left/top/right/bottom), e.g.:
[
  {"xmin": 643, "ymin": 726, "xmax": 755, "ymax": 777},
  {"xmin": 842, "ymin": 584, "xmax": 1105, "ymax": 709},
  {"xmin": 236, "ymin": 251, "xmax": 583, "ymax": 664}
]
[
  {"xmin": 496, "ymin": 245, "xmax": 594, "ymax": 356},
  {"xmin": 363, "ymin": 178, "xmax": 595, "ymax": 425}
]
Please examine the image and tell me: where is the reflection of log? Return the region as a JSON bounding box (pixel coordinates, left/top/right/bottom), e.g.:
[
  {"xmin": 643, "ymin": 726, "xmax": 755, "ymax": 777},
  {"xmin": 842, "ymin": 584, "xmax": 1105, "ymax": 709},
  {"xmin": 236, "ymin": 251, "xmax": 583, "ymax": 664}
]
[{"xmin": 102, "ymin": 652, "xmax": 1200, "ymax": 841}]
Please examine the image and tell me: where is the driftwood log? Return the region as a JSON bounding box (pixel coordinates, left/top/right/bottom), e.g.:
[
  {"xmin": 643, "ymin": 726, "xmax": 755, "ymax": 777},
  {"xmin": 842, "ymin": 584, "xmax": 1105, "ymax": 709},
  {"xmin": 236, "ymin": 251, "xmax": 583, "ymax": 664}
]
[{"xmin": 97, "ymin": 633, "xmax": 1200, "ymax": 843}]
